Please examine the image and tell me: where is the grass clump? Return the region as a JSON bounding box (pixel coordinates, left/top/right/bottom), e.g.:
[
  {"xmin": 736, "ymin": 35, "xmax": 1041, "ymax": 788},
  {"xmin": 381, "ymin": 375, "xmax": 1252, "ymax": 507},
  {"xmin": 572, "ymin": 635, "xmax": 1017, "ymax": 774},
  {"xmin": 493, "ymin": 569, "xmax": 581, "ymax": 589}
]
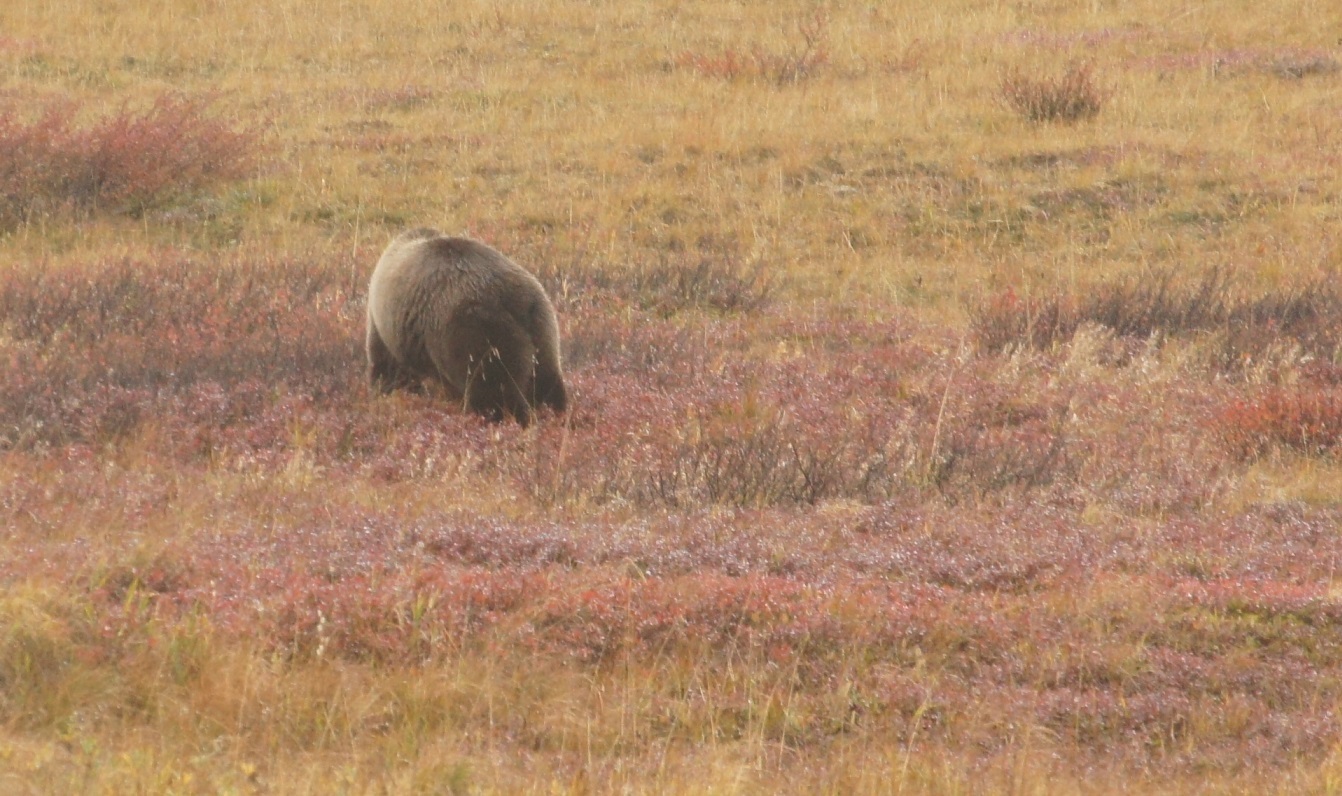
[{"xmin": 999, "ymin": 62, "xmax": 1108, "ymax": 123}]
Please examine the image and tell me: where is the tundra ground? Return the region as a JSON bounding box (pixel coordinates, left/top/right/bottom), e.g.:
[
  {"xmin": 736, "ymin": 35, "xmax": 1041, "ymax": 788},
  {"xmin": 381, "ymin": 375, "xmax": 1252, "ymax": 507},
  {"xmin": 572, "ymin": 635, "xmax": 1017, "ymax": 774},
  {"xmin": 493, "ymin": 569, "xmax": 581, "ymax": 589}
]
[{"xmin": 2, "ymin": 1, "xmax": 1341, "ymax": 792}]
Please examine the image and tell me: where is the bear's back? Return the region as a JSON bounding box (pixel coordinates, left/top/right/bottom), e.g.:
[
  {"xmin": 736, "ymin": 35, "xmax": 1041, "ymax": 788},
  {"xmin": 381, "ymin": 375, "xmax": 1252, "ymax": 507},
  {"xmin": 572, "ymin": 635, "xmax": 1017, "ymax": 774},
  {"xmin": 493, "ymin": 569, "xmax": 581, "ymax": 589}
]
[{"xmin": 368, "ymin": 231, "xmax": 549, "ymax": 353}]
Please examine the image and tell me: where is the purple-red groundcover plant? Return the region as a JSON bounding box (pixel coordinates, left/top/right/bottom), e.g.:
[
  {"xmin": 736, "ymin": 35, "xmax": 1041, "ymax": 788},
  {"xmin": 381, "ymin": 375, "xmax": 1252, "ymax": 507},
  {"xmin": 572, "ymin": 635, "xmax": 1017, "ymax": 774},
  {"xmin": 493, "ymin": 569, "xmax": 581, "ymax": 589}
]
[{"xmin": 3, "ymin": 248, "xmax": 1342, "ymax": 782}]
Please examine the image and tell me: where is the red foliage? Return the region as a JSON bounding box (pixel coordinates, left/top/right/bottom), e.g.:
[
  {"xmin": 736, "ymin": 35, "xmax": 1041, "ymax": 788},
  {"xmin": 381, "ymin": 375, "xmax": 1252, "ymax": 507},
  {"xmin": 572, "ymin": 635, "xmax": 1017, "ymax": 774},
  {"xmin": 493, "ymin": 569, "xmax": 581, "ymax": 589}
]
[
  {"xmin": 0, "ymin": 252, "xmax": 358, "ymax": 451},
  {"xmin": 6, "ymin": 243, "xmax": 1342, "ymax": 776},
  {"xmin": 0, "ymin": 248, "xmax": 1239, "ymax": 516},
  {"xmin": 0, "ymin": 92, "xmax": 256, "ymax": 225},
  {"xmin": 6, "ymin": 438, "xmax": 1342, "ymax": 774},
  {"xmin": 674, "ymin": 11, "xmax": 829, "ymax": 86},
  {"xmin": 1218, "ymin": 386, "xmax": 1342, "ymax": 458}
]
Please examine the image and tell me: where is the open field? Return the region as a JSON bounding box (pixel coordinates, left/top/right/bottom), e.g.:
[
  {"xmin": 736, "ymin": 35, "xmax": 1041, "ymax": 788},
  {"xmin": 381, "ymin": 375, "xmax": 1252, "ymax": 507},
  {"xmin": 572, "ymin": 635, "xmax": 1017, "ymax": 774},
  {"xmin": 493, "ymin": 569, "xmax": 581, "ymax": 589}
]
[{"xmin": 2, "ymin": 0, "xmax": 1341, "ymax": 792}]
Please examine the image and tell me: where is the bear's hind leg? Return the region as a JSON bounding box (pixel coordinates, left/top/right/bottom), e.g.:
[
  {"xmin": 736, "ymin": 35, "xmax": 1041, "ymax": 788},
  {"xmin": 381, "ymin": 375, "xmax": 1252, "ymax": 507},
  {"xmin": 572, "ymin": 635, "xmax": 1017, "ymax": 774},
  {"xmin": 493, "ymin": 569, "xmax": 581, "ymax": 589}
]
[
  {"xmin": 431, "ymin": 313, "xmax": 535, "ymax": 425},
  {"xmin": 533, "ymin": 361, "xmax": 568, "ymax": 415},
  {"xmin": 367, "ymin": 319, "xmax": 420, "ymax": 393},
  {"xmin": 474, "ymin": 347, "xmax": 536, "ymax": 426}
]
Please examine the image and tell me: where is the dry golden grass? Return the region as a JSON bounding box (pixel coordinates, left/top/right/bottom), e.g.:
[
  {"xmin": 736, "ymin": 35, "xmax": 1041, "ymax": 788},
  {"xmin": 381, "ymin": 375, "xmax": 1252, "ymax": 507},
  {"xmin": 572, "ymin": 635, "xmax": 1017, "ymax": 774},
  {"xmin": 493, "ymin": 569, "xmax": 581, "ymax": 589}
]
[{"xmin": 3, "ymin": 0, "xmax": 1342, "ymax": 793}]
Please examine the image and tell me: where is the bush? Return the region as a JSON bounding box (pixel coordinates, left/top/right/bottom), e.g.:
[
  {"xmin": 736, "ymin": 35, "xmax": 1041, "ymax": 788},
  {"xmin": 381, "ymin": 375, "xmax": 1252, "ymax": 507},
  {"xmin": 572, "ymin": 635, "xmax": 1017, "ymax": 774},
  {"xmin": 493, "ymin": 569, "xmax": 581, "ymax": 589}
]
[
  {"xmin": 0, "ymin": 92, "xmax": 257, "ymax": 226},
  {"xmin": 674, "ymin": 10, "xmax": 828, "ymax": 86},
  {"xmin": 972, "ymin": 270, "xmax": 1342, "ymax": 372},
  {"xmin": 1219, "ymin": 387, "xmax": 1342, "ymax": 459},
  {"xmin": 999, "ymin": 62, "xmax": 1108, "ymax": 123}
]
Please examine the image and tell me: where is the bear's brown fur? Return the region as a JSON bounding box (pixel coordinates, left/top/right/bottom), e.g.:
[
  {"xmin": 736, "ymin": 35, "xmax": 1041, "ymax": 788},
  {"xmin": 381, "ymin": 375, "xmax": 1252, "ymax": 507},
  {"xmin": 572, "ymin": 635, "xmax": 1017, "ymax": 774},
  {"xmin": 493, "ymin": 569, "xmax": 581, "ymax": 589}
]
[{"xmin": 366, "ymin": 227, "xmax": 568, "ymax": 425}]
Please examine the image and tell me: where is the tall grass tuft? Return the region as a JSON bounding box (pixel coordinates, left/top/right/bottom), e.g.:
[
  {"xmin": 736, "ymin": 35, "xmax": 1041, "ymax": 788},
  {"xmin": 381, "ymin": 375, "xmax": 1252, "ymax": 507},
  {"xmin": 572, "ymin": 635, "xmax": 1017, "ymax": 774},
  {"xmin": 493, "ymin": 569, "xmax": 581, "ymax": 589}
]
[{"xmin": 999, "ymin": 62, "xmax": 1108, "ymax": 123}]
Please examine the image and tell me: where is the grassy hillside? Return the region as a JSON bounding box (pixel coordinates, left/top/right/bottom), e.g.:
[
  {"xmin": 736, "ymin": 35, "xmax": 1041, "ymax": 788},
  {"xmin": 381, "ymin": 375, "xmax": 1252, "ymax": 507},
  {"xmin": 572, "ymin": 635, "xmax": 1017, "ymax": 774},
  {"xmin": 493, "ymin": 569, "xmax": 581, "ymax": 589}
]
[{"xmin": 2, "ymin": 1, "xmax": 1341, "ymax": 792}]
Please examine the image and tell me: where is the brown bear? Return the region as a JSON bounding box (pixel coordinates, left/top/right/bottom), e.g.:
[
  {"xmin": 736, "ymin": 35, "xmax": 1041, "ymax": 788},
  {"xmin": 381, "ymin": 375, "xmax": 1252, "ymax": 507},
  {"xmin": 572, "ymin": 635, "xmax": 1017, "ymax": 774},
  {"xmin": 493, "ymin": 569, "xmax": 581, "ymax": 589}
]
[{"xmin": 366, "ymin": 227, "xmax": 568, "ymax": 426}]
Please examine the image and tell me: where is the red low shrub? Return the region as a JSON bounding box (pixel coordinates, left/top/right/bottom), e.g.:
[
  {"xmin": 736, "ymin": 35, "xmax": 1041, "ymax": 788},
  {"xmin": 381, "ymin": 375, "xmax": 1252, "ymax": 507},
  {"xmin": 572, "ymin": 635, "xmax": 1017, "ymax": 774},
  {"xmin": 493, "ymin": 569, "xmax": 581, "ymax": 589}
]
[
  {"xmin": 673, "ymin": 10, "xmax": 828, "ymax": 86},
  {"xmin": 0, "ymin": 92, "xmax": 257, "ymax": 225},
  {"xmin": 1218, "ymin": 387, "xmax": 1342, "ymax": 459}
]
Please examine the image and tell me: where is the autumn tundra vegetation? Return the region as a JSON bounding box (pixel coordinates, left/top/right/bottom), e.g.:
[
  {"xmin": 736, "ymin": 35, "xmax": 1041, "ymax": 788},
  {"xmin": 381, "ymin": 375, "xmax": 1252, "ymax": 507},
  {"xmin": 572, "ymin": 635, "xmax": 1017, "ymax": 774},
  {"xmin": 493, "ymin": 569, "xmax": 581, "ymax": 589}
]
[{"xmin": 1, "ymin": 1, "xmax": 1341, "ymax": 793}]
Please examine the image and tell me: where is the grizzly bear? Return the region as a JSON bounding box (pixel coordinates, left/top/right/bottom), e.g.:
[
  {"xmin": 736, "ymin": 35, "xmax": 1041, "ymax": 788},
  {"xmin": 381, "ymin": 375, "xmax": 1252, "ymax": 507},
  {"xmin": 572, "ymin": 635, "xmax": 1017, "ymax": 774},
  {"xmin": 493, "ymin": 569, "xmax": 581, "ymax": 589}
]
[{"xmin": 366, "ymin": 227, "xmax": 568, "ymax": 426}]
